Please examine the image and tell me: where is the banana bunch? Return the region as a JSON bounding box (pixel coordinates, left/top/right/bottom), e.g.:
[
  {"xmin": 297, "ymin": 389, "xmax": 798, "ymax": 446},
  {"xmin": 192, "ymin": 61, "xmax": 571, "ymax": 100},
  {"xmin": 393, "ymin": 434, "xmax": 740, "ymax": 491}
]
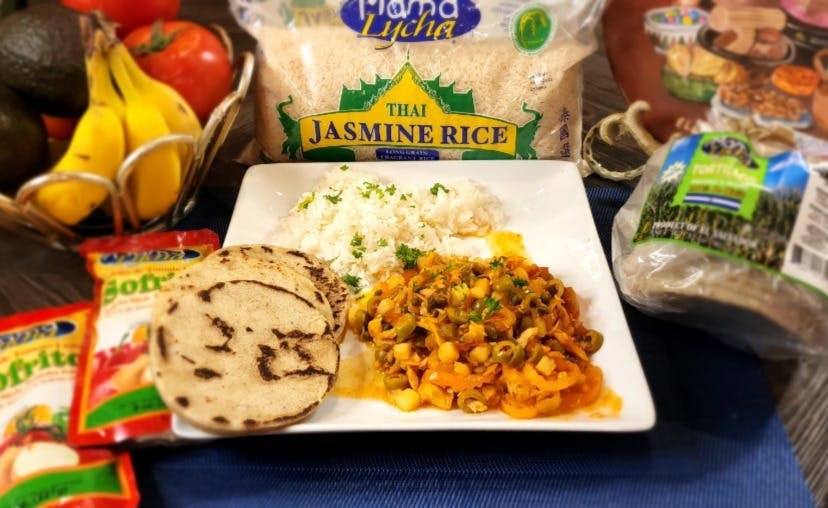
[{"xmin": 35, "ymin": 29, "xmax": 201, "ymax": 226}]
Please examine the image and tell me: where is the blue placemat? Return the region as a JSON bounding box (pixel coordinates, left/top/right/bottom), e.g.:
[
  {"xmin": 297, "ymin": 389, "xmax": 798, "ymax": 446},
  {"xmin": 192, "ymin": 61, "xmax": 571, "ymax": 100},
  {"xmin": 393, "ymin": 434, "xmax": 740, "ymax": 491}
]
[{"xmin": 134, "ymin": 186, "xmax": 813, "ymax": 507}]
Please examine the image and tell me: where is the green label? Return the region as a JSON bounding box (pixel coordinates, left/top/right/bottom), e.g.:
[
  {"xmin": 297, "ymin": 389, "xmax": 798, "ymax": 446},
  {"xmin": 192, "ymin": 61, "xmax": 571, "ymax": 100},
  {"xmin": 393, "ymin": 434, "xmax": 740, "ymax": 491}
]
[
  {"xmin": 86, "ymin": 384, "xmax": 167, "ymax": 429},
  {"xmin": 634, "ymin": 133, "xmax": 810, "ymax": 273},
  {"xmin": 0, "ymin": 461, "xmax": 122, "ymax": 508},
  {"xmin": 670, "ymin": 133, "xmax": 767, "ymax": 220},
  {"xmin": 512, "ymin": 6, "xmax": 555, "ymax": 54}
]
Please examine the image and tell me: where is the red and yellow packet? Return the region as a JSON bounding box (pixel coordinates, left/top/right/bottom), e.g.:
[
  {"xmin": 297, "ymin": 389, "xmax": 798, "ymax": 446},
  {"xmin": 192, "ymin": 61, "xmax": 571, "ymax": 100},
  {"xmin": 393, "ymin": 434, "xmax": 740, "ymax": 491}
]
[
  {"xmin": 0, "ymin": 303, "xmax": 139, "ymax": 508},
  {"xmin": 69, "ymin": 230, "xmax": 220, "ymax": 446}
]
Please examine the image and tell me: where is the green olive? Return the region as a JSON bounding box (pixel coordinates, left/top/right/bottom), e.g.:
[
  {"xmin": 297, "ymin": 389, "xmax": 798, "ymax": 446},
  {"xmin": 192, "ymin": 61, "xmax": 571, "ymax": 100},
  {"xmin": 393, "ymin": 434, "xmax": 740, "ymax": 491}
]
[
  {"xmin": 540, "ymin": 292, "xmax": 552, "ymax": 304},
  {"xmin": 548, "ymin": 340, "xmax": 565, "ymax": 353},
  {"xmin": 428, "ymin": 293, "xmax": 447, "ymax": 309},
  {"xmin": 492, "ymin": 275, "xmax": 515, "ymax": 293},
  {"xmin": 472, "ymin": 299, "xmax": 486, "ymax": 314},
  {"xmin": 383, "ymin": 373, "xmax": 410, "ymax": 390},
  {"xmin": 440, "ymin": 323, "xmax": 457, "ymax": 339},
  {"xmin": 447, "ymin": 307, "xmax": 468, "ymax": 324},
  {"xmin": 582, "ymin": 330, "xmax": 604, "ymax": 354},
  {"xmin": 519, "ymin": 294, "xmax": 540, "ymax": 313},
  {"xmin": 507, "ymin": 344, "xmax": 526, "ymax": 367},
  {"xmin": 529, "ymin": 345, "xmax": 545, "ymax": 364},
  {"xmin": 394, "ymin": 314, "xmax": 417, "ymax": 341},
  {"xmin": 457, "ymin": 389, "xmax": 488, "ymax": 413},
  {"xmin": 492, "ymin": 341, "xmax": 516, "ymax": 364}
]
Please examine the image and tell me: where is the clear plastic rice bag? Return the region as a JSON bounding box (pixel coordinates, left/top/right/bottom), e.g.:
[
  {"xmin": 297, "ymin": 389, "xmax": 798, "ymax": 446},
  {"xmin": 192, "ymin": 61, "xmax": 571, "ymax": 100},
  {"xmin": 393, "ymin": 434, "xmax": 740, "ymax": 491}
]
[
  {"xmin": 230, "ymin": 0, "xmax": 605, "ymax": 163},
  {"xmin": 612, "ymin": 132, "xmax": 828, "ymax": 358}
]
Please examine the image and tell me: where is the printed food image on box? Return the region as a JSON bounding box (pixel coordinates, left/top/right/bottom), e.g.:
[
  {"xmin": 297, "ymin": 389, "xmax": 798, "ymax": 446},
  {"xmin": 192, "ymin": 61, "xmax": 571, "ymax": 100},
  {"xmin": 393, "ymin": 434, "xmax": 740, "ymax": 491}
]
[{"xmin": 644, "ymin": 0, "xmax": 828, "ymax": 142}]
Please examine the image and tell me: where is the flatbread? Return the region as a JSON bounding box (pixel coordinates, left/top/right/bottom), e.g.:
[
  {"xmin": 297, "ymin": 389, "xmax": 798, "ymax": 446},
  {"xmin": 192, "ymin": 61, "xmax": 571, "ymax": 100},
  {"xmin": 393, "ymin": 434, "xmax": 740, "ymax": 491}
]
[
  {"xmin": 163, "ymin": 247, "xmax": 336, "ymax": 340},
  {"xmin": 150, "ymin": 278, "xmax": 339, "ymax": 434},
  {"xmin": 205, "ymin": 245, "xmax": 350, "ymax": 342}
]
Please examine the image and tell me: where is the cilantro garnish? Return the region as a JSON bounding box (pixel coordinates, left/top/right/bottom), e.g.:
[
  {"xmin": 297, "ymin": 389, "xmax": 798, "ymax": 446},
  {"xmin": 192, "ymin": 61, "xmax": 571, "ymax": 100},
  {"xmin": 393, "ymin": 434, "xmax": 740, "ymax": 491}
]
[
  {"xmin": 483, "ymin": 296, "xmax": 501, "ymax": 314},
  {"xmin": 395, "ymin": 244, "xmax": 424, "ymax": 270},
  {"xmin": 323, "ymin": 189, "xmax": 343, "ymax": 204},
  {"xmin": 342, "ymin": 274, "xmax": 361, "ymax": 292},
  {"xmin": 298, "ymin": 192, "xmax": 315, "ymax": 210},
  {"xmin": 512, "ymin": 278, "xmax": 528, "ymax": 287},
  {"xmin": 351, "ymin": 233, "xmax": 367, "ymax": 259},
  {"xmin": 469, "ymin": 297, "xmax": 501, "ymax": 323},
  {"xmin": 429, "ymin": 183, "xmax": 449, "ymax": 196}
]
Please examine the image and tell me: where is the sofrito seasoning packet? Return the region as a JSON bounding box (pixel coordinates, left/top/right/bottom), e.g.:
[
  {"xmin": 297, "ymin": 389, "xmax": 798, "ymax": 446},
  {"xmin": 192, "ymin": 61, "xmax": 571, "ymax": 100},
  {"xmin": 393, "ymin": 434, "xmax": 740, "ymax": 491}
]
[
  {"xmin": 0, "ymin": 303, "xmax": 139, "ymax": 508},
  {"xmin": 69, "ymin": 230, "xmax": 220, "ymax": 446}
]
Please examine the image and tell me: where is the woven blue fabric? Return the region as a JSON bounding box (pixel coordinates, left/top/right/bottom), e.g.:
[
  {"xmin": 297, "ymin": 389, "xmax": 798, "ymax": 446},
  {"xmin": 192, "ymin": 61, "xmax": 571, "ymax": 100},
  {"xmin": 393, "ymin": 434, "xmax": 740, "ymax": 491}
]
[{"xmin": 136, "ymin": 186, "xmax": 813, "ymax": 507}]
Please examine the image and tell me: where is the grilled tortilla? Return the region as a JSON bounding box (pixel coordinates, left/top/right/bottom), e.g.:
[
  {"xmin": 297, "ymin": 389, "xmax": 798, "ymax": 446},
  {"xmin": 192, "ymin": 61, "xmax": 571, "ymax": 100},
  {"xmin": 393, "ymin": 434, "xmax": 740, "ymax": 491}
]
[
  {"xmin": 163, "ymin": 246, "xmax": 336, "ymax": 341},
  {"xmin": 204, "ymin": 245, "xmax": 350, "ymax": 342},
  {"xmin": 150, "ymin": 278, "xmax": 339, "ymax": 434}
]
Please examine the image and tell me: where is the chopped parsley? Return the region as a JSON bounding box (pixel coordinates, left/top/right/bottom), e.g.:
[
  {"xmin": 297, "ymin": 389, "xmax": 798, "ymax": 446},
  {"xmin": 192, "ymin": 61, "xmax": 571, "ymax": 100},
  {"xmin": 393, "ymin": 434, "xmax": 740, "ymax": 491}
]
[
  {"xmin": 342, "ymin": 274, "xmax": 361, "ymax": 292},
  {"xmin": 483, "ymin": 296, "xmax": 502, "ymax": 314},
  {"xmin": 323, "ymin": 188, "xmax": 343, "ymax": 204},
  {"xmin": 489, "ymin": 258, "xmax": 504, "ymax": 269},
  {"xmin": 429, "ymin": 183, "xmax": 449, "ymax": 196},
  {"xmin": 377, "ymin": 238, "xmax": 388, "ymax": 247},
  {"xmin": 395, "ymin": 244, "xmax": 425, "ymax": 270},
  {"xmin": 399, "ymin": 192, "xmax": 413, "ymax": 201},
  {"xmin": 339, "ymin": 164, "xmax": 349, "ymax": 171},
  {"xmin": 298, "ymin": 192, "xmax": 315, "ymax": 210},
  {"xmin": 512, "ymin": 278, "xmax": 528, "ymax": 287},
  {"xmin": 358, "ymin": 181, "xmax": 398, "ymax": 199},
  {"xmin": 469, "ymin": 297, "xmax": 502, "ymax": 323},
  {"xmin": 350, "ymin": 233, "xmax": 366, "ymax": 259}
]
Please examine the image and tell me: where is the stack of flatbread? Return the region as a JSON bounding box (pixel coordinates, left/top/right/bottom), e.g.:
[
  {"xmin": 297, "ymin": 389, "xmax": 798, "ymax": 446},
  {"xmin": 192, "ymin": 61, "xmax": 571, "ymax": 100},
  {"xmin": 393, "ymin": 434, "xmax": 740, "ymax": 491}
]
[{"xmin": 149, "ymin": 245, "xmax": 350, "ymax": 434}]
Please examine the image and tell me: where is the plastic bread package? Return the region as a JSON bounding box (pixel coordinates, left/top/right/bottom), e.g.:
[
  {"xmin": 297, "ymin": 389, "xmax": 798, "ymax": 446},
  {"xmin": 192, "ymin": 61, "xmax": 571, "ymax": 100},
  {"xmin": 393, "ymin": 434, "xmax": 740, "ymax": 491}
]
[
  {"xmin": 612, "ymin": 132, "xmax": 828, "ymax": 358},
  {"xmin": 230, "ymin": 0, "xmax": 605, "ymax": 163}
]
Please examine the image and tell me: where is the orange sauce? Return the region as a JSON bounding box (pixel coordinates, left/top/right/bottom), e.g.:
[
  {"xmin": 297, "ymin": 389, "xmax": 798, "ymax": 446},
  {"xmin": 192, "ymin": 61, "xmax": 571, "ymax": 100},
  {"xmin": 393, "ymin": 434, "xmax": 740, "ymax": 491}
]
[
  {"xmin": 486, "ymin": 230, "xmax": 529, "ymax": 259},
  {"xmin": 333, "ymin": 348, "xmax": 624, "ymax": 420},
  {"xmin": 332, "ymin": 348, "xmax": 387, "ymax": 400}
]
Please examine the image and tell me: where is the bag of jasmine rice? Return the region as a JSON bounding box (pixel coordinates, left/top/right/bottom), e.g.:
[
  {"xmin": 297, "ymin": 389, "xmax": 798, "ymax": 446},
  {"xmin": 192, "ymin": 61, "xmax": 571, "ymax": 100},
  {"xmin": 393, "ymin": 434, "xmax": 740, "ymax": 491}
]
[{"xmin": 231, "ymin": 0, "xmax": 605, "ymax": 162}]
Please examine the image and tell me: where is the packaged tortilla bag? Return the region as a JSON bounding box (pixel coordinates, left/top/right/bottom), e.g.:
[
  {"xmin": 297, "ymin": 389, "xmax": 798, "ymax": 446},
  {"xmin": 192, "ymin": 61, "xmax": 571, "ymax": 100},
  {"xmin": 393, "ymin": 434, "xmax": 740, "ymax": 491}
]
[
  {"xmin": 0, "ymin": 303, "xmax": 139, "ymax": 508},
  {"xmin": 69, "ymin": 231, "xmax": 220, "ymax": 446},
  {"xmin": 612, "ymin": 132, "xmax": 828, "ymax": 358},
  {"xmin": 231, "ymin": 0, "xmax": 606, "ymax": 162}
]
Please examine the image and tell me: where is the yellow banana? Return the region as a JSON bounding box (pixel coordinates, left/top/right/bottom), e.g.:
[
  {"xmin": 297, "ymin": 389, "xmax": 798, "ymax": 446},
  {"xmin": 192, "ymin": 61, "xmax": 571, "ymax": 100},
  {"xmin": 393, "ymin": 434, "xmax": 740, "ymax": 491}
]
[
  {"xmin": 110, "ymin": 43, "xmax": 201, "ymax": 168},
  {"xmin": 109, "ymin": 48, "xmax": 182, "ymax": 221},
  {"xmin": 35, "ymin": 35, "xmax": 125, "ymax": 226}
]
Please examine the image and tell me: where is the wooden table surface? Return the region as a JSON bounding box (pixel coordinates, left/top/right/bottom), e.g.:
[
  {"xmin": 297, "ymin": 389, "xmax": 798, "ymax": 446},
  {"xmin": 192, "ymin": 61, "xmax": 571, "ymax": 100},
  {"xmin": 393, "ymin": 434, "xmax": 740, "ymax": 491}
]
[{"xmin": 3, "ymin": 0, "xmax": 826, "ymax": 504}]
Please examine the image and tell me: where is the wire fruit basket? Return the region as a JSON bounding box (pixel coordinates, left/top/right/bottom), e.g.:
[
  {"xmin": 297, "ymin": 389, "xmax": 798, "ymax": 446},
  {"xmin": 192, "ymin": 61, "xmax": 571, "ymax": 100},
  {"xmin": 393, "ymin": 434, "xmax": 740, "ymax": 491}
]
[{"xmin": 0, "ymin": 32, "xmax": 254, "ymax": 250}]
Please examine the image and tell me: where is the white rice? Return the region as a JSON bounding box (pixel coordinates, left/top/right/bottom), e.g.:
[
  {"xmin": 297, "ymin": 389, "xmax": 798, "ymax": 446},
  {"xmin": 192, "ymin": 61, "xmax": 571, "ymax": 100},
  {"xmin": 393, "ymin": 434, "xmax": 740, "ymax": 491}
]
[{"xmin": 275, "ymin": 167, "xmax": 504, "ymax": 289}]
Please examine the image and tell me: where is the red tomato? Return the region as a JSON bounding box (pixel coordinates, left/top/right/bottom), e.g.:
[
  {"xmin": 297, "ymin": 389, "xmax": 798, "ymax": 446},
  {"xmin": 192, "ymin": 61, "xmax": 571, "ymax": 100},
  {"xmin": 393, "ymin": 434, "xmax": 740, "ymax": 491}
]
[
  {"xmin": 60, "ymin": 0, "xmax": 180, "ymax": 37},
  {"xmin": 89, "ymin": 342, "xmax": 148, "ymax": 408},
  {"xmin": 41, "ymin": 115, "xmax": 79, "ymax": 141},
  {"xmin": 124, "ymin": 21, "xmax": 233, "ymax": 123}
]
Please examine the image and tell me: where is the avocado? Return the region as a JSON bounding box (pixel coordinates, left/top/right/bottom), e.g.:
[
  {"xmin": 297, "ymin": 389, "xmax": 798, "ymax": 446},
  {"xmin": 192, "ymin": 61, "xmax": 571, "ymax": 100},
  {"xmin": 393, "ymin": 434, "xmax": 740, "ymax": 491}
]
[
  {"xmin": 0, "ymin": 4, "xmax": 86, "ymax": 116},
  {"xmin": 1, "ymin": 0, "xmax": 27, "ymax": 19},
  {"xmin": 0, "ymin": 84, "xmax": 49, "ymax": 190}
]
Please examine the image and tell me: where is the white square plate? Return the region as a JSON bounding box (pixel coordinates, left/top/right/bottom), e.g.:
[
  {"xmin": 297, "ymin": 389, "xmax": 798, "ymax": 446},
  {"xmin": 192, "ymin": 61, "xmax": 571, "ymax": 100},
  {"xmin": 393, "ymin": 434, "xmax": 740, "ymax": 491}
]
[{"xmin": 174, "ymin": 160, "xmax": 655, "ymax": 437}]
